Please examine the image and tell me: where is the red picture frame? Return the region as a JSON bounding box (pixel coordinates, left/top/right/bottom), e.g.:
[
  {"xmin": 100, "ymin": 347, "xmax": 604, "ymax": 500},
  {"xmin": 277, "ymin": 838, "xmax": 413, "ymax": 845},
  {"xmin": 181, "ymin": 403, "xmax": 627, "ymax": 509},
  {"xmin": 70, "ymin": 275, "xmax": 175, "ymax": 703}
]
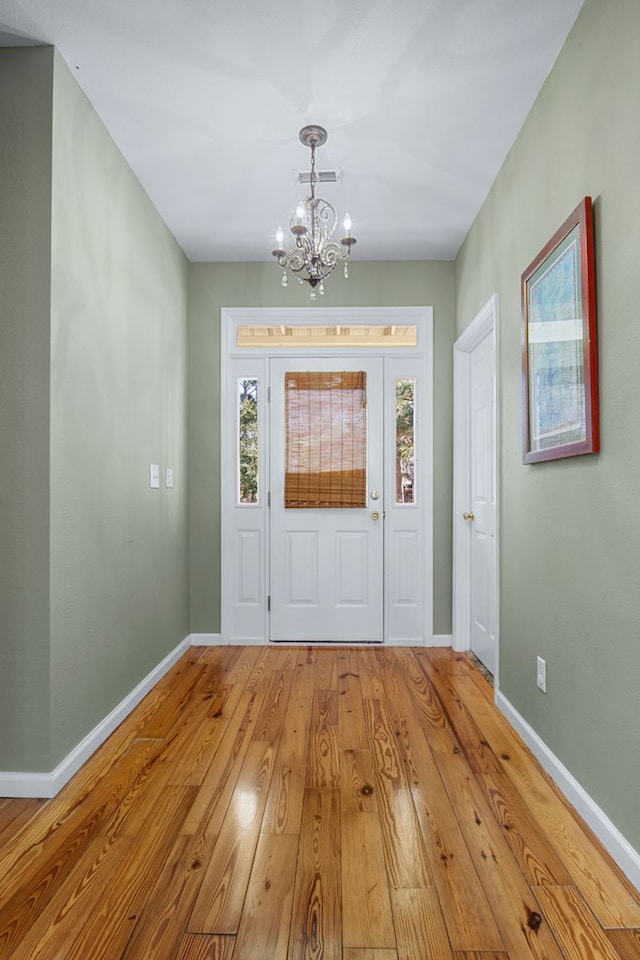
[{"xmin": 521, "ymin": 197, "xmax": 599, "ymax": 463}]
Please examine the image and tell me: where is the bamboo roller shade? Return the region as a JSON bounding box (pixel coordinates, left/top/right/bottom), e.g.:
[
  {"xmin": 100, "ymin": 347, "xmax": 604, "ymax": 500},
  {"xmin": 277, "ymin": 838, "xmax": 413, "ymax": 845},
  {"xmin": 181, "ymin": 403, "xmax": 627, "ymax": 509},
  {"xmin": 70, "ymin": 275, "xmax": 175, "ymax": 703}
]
[{"xmin": 285, "ymin": 371, "xmax": 367, "ymax": 508}]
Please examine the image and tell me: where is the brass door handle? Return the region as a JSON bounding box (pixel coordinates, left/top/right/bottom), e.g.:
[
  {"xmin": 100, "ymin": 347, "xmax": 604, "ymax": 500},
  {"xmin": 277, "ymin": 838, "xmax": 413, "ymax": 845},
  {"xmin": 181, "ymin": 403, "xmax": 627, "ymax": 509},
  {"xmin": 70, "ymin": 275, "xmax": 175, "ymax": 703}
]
[
  {"xmin": 463, "ymin": 512, "xmax": 475, "ymax": 521},
  {"xmin": 371, "ymin": 511, "xmax": 380, "ymax": 521}
]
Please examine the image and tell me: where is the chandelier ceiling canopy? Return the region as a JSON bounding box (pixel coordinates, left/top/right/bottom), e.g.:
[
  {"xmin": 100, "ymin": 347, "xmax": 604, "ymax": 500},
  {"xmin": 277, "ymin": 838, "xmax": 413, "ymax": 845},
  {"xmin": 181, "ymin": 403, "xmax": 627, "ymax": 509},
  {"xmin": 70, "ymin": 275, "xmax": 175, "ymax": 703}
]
[{"xmin": 272, "ymin": 125, "xmax": 356, "ymax": 299}]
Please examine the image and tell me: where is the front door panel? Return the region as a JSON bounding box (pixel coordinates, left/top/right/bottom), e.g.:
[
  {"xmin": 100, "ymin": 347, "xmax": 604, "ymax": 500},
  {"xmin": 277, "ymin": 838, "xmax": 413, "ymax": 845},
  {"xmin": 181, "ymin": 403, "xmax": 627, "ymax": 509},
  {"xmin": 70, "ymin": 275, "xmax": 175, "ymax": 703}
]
[{"xmin": 269, "ymin": 357, "xmax": 384, "ymax": 642}]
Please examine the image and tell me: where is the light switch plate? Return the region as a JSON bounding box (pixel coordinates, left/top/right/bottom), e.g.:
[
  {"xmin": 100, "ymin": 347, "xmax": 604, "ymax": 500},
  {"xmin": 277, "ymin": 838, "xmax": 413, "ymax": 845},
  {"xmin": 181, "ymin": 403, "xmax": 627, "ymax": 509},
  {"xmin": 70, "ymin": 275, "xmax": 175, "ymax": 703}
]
[
  {"xmin": 150, "ymin": 463, "xmax": 160, "ymax": 489},
  {"xmin": 166, "ymin": 467, "xmax": 174, "ymax": 489}
]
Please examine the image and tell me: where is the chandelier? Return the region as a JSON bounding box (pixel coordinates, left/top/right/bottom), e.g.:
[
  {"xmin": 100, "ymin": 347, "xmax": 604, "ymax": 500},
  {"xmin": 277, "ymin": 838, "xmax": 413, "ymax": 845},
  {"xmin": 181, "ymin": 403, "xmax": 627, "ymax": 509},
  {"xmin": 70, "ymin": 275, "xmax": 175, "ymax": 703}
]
[{"xmin": 272, "ymin": 125, "xmax": 356, "ymax": 298}]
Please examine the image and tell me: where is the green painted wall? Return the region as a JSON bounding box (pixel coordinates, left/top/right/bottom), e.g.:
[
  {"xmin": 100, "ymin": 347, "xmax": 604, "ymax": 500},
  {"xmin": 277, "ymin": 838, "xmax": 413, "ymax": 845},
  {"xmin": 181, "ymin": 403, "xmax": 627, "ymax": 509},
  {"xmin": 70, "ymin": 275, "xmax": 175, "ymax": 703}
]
[
  {"xmin": 0, "ymin": 48, "xmax": 54, "ymax": 770},
  {"xmin": 188, "ymin": 260, "xmax": 455, "ymax": 637},
  {"xmin": 0, "ymin": 47, "xmax": 190, "ymax": 773},
  {"xmin": 48, "ymin": 52, "xmax": 190, "ymax": 766},
  {"xmin": 455, "ymin": 0, "xmax": 640, "ymax": 849}
]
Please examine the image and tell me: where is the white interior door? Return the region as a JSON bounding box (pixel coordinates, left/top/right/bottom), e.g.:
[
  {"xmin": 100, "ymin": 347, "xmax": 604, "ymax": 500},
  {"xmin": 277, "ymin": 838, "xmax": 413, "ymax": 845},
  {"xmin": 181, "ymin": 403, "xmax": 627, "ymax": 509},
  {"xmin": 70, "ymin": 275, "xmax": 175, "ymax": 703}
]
[
  {"xmin": 469, "ymin": 331, "xmax": 497, "ymax": 673},
  {"xmin": 269, "ymin": 357, "xmax": 384, "ymax": 642}
]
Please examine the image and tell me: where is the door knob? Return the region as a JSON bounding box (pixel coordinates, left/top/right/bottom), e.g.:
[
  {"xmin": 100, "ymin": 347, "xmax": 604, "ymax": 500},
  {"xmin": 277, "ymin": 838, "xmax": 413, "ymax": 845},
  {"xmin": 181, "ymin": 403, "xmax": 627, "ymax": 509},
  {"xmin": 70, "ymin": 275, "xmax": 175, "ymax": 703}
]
[
  {"xmin": 370, "ymin": 490, "xmax": 380, "ymax": 500},
  {"xmin": 463, "ymin": 512, "xmax": 475, "ymax": 521},
  {"xmin": 370, "ymin": 511, "xmax": 380, "ymax": 521}
]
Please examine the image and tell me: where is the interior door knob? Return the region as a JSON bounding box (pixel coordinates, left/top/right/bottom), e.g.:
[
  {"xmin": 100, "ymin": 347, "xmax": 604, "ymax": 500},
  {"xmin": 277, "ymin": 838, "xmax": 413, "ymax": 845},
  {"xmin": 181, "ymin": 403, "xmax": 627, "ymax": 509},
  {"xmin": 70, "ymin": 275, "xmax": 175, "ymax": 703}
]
[
  {"xmin": 370, "ymin": 490, "xmax": 380, "ymax": 500},
  {"xmin": 371, "ymin": 511, "xmax": 380, "ymax": 521},
  {"xmin": 463, "ymin": 512, "xmax": 475, "ymax": 521}
]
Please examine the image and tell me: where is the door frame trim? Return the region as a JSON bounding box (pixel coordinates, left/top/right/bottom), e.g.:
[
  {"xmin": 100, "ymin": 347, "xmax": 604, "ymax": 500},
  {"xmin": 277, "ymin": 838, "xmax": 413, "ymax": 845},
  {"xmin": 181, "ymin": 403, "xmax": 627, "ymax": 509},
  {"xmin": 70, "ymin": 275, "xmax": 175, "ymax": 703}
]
[
  {"xmin": 452, "ymin": 294, "xmax": 499, "ymax": 678},
  {"xmin": 220, "ymin": 306, "xmax": 433, "ymax": 645}
]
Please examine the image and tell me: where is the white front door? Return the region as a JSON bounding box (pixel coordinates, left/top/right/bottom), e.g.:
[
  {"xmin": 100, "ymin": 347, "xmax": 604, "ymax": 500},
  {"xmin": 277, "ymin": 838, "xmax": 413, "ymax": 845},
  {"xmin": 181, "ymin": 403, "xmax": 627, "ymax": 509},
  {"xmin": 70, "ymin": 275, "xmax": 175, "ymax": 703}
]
[
  {"xmin": 469, "ymin": 331, "xmax": 497, "ymax": 674},
  {"xmin": 269, "ymin": 357, "xmax": 384, "ymax": 642}
]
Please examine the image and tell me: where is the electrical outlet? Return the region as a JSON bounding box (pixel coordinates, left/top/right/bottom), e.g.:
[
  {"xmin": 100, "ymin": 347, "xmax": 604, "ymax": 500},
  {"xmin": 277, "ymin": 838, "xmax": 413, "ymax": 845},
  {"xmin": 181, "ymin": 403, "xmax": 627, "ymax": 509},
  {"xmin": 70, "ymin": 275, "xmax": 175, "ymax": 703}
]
[{"xmin": 536, "ymin": 656, "xmax": 547, "ymax": 693}]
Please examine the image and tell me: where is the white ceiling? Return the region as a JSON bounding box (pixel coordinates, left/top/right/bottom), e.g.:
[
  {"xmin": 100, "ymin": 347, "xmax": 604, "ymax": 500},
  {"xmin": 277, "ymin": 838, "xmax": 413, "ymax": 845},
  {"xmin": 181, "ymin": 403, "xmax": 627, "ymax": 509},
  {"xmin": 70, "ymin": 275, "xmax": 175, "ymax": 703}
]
[{"xmin": 0, "ymin": 0, "xmax": 584, "ymax": 263}]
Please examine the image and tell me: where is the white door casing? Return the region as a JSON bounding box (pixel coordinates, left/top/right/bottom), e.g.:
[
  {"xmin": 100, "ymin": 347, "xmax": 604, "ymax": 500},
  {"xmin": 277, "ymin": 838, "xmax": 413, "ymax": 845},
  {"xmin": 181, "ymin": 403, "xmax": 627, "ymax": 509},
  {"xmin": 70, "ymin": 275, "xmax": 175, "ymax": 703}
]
[
  {"xmin": 269, "ymin": 357, "xmax": 384, "ymax": 642},
  {"xmin": 221, "ymin": 307, "xmax": 433, "ymax": 645},
  {"xmin": 453, "ymin": 295, "xmax": 499, "ymax": 677}
]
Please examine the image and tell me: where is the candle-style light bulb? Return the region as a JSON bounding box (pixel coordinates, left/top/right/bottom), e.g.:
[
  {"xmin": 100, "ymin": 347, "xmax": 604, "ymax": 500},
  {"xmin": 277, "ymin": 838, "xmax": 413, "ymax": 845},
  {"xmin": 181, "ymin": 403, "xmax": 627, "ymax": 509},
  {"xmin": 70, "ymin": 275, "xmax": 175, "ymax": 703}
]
[
  {"xmin": 343, "ymin": 212, "xmax": 352, "ymax": 235},
  {"xmin": 276, "ymin": 226, "xmax": 284, "ymax": 248}
]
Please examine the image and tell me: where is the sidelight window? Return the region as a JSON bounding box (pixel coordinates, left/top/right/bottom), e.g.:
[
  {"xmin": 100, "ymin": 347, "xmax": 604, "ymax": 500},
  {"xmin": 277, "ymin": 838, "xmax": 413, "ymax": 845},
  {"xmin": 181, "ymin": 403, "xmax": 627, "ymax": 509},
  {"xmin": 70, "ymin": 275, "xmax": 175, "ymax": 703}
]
[
  {"xmin": 395, "ymin": 378, "xmax": 415, "ymax": 504},
  {"xmin": 238, "ymin": 378, "xmax": 259, "ymax": 504}
]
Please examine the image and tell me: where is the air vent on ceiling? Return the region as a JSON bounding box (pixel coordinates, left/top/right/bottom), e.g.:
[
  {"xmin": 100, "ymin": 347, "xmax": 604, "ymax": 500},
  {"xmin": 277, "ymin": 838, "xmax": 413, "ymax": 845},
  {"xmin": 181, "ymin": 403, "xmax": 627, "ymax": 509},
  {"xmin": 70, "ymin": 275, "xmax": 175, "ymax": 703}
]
[{"xmin": 294, "ymin": 168, "xmax": 341, "ymax": 185}]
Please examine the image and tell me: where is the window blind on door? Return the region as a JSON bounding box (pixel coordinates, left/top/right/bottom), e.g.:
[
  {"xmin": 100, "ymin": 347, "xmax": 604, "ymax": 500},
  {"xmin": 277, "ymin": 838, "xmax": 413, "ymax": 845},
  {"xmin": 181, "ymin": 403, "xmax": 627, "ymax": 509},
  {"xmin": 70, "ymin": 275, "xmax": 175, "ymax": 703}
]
[{"xmin": 284, "ymin": 371, "xmax": 367, "ymax": 508}]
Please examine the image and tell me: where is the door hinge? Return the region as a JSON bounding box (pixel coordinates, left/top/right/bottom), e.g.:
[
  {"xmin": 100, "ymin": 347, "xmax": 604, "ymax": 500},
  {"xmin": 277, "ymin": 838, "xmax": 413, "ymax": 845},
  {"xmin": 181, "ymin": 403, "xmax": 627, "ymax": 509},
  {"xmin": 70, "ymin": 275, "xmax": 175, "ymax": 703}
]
[
  {"xmin": 267, "ymin": 595, "xmax": 271, "ymax": 612},
  {"xmin": 268, "ymin": 490, "xmax": 271, "ymax": 508},
  {"xmin": 267, "ymin": 385, "xmax": 271, "ymax": 403}
]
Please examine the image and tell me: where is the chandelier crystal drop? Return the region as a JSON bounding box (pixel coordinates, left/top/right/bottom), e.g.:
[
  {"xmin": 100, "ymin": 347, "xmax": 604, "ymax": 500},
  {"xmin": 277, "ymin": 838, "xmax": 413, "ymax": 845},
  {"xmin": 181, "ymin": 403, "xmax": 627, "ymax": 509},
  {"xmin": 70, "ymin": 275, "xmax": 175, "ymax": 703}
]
[{"xmin": 271, "ymin": 125, "xmax": 356, "ymax": 298}]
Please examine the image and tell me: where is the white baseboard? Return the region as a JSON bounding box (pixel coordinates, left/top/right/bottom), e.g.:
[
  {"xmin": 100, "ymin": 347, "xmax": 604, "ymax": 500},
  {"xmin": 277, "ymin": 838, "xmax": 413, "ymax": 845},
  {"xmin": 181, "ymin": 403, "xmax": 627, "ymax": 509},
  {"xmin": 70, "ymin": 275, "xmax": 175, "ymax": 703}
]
[
  {"xmin": 189, "ymin": 633, "xmax": 223, "ymax": 646},
  {"xmin": 496, "ymin": 689, "xmax": 640, "ymax": 892},
  {"xmin": 191, "ymin": 634, "xmax": 454, "ymax": 648},
  {"xmin": 431, "ymin": 634, "xmax": 453, "ymax": 647},
  {"xmin": 0, "ymin": 637, "xmax": 192, "ymax": 800}
]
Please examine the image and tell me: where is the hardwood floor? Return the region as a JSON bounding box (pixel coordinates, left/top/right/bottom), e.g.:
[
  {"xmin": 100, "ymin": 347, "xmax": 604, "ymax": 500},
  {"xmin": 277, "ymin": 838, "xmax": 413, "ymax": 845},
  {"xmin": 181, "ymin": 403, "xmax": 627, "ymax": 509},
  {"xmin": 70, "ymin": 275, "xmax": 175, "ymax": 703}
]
[{"xmin": 0, "ymin": 645, "xmax": 638, "ymax": 959}]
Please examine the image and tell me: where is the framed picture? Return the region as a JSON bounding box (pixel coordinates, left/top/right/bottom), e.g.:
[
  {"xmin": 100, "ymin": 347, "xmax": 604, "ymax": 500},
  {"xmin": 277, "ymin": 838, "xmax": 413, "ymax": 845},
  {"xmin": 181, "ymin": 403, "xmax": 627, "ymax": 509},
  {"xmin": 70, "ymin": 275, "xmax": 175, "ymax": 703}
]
[{"xmin": 521, "ymin": 197, "xmax": 599, "ymax": 463}]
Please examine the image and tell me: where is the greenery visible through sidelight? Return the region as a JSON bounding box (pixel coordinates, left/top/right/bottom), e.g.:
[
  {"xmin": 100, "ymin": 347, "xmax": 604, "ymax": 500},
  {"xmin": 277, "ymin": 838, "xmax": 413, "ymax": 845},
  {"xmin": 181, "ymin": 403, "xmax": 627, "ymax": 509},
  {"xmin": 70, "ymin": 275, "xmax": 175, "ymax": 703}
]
[
  {"xmin": 238, "ymin": 378, "xmax": 259, "ymax": 504},
  {"xmin": 396, "ymin": 378, "xmax": 415, "ymax": 503}
]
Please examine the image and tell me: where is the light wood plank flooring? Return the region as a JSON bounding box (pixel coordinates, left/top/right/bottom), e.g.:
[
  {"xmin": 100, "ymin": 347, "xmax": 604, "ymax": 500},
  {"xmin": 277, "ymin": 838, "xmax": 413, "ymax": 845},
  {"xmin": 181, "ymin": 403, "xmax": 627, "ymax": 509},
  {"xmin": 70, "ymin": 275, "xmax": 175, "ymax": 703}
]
[{"xmin": 0, "ymin": 646, "xmax": 638, "ymax": 959}]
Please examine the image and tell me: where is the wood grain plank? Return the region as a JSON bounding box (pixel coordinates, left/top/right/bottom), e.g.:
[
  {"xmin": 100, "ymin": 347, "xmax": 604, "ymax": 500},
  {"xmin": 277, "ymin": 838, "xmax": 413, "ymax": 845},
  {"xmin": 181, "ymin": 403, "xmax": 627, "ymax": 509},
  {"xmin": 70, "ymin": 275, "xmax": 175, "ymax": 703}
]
[
  {"xmin": 175, "ymin": 934, "xmax": 236, "ymax": 959},
  {"xmin": 140, "ymin": 654, "xmax": 211, "ymax": 739},
  {"xmin": 244, "ymin": 645, "xmax": 273, "ymax": 693},
  {"xmin": 343, "ymin": 952, "xmax": 398, "ymax": 960},
  {"xmin": 357, "ymin": 650, "xmax": 385, "ymax": 699},
  {"xmin": 364, "ymin": 697, "xmax": 431, "ymax": 889},
  {"xmin": 289, "ymin": 789, "xmax": 342, "ymax": 960},
  {"xmin": 6, "ymin": 833, "xmax": 133, "ymax": 960},
  {"xmin": 307, "ymin": 689, "xmax": 340, "ymax": 789},
  {"xmin": 166, "ymin": 714, "xmax": 230, "ymax": 787},
  {"xmin": 233, "ymin": 833, "xmax": 298, "ymax": 959},
  {"xmin": 252, "ymin": 668, "xmax": 295, "ymax": 742},
  {"xmin": 391, "ymin": 887, "xmax": 454, "ymax": 960},
  {"xmin": 190, "ymin": 645, "xmax": 243, "ymax": 698},
  {"xmin": 315, "ymin": 647, "xmax": 338, "ymax": 691},
  {"xmin": 274, "ymin": 656, "xmax": 316, "ymax": 770},
  {"xmin": 417, "ymin": 652, "xmax": 500, "ymax": 776},
  {"xmin": 606, "ymin": 928, "xmax": 640, "ymax": 960},
  {"xmin": 338, "ymin": 652, "xmax": 368, "ymax": 750},
  {"xmin": 421, "ymin": 655, "xmax": 574, "ymax": 890},
  {"xmin": 0, "ymin": 799, "xmax": 44, "ymax": 847},
  {"xmin": 120, "ymin": 832, "xmax": 217, "ymax": 960},
  {"xmin": 181, "ymin": 691, "xmax": 264, "ymax": 836},
  {"xmin": 223, "ymin": 646, "xmax": 263, "ymax": 688},
  {"xmin": 62, "ymin": 786, "xmax": 197, "ymax": 960},
  {"xmin": 188, "ymin": 740, "xmax": 276, "ymax": 934},
  {"xmin": 0, "ymin": 734, "xmax": 162, "ymax": 883},
  {"xmin": 534, "ymin": 885, "xmax": 625, "ymax": 960},
  {"xmin": 261, "ymin": 763, "xmax": 306, "ymax": 836},
  {"xmin": 340, "ymin": 749, "xmax": 379, "ymax": 814},
  {"xmin": 477, "ymin": 766, "xmax": 573, "ymax": 886},
  {"xmin": 0, "ymin": 739, "xmax": 162, "ymax": 960},
  {"xmin": 341, "ymin": 808, "xmax": 395, "ymax": 949},
  {"xmin": 450, "ymin": 672, "xmax": 640, "ymax": 928},
  {"xmin": 381, "ymin": 654, "xmax": 504, "ymax": 952},
  {"xmin": 424, "ymin": 722, "xmax": 566, "ymax": 960},
  {"xmin": 452, "ymin": 954, "xmax": 509, "ymax": 959}
]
